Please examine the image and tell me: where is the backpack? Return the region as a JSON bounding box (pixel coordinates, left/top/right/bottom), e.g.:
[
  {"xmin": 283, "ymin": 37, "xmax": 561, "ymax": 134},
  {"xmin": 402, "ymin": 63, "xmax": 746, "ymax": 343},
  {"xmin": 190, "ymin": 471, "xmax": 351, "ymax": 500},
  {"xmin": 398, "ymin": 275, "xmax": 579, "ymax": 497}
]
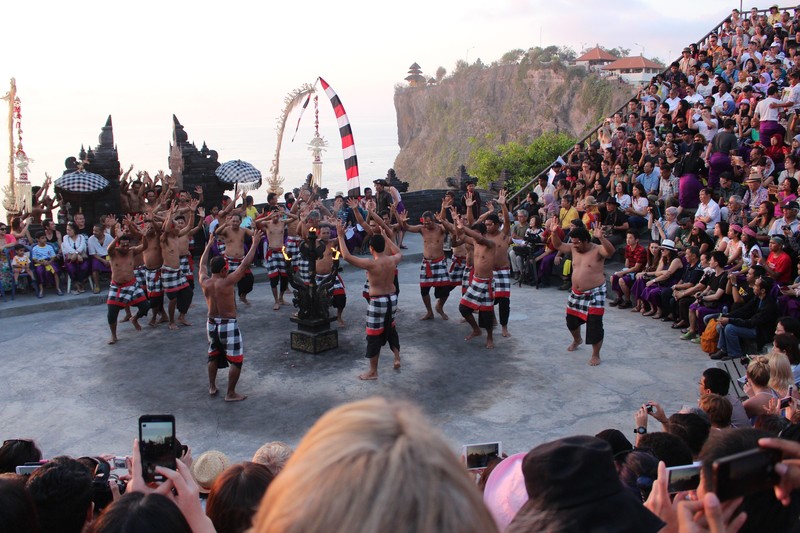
[{"xmin": 701, "ymin": 317, "xmax": 720, "ymax": 354}]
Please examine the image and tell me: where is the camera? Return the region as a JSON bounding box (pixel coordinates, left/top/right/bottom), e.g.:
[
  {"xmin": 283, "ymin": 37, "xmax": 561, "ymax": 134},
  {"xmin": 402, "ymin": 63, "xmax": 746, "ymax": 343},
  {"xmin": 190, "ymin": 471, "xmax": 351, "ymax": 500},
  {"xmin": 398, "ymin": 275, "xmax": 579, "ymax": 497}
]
[
  {"xmin": 646, "ymin": 403, "xmax": 654, "ymax": 413},
  {"xmin": 80, "ymin": 457, "xmax": 127, "ymax": 512}
]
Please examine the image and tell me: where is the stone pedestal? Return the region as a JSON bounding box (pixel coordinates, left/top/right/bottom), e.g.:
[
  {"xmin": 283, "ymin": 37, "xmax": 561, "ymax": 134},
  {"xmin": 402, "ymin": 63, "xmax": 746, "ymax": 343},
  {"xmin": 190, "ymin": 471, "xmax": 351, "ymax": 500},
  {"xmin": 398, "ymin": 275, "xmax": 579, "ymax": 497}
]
[{"xmin": 290, "ymin": 316, "xmax": 338, "ymax": 353}]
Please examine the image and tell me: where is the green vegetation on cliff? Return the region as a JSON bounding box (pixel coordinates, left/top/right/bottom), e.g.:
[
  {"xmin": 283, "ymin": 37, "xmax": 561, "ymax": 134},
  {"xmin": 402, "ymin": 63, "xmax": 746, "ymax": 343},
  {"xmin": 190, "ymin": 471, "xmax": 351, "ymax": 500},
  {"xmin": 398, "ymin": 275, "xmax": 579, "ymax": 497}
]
[{"xmin": 468, "ymin": 132, "xmax": 576, "ymax": 194}]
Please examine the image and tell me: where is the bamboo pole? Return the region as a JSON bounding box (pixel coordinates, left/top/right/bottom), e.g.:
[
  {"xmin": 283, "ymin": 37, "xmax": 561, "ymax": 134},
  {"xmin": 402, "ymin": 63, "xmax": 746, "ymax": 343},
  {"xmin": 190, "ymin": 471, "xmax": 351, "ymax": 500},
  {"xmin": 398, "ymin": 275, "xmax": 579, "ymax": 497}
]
[{"xmin": 2, "ymin": 78, "xmax": 17, "ymax": 221}]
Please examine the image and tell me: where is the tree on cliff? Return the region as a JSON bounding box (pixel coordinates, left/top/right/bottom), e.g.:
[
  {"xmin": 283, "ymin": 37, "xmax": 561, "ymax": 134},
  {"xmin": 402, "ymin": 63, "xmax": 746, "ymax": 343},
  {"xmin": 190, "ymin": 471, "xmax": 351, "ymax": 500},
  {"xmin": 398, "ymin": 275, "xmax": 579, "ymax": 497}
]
[
  {"xmin": 435, "ymin": 66, "xmax": 446, "ymax": 83},
  {"xmin": 468, "ymin": 132, "xmax": 575, "ymax": 193}
]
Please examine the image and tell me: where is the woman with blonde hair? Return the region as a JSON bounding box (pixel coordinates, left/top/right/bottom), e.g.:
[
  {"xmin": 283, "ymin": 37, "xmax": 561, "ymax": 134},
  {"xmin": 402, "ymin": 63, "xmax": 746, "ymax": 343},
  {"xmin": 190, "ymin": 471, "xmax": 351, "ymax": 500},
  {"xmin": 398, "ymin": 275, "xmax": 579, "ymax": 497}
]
[
  {"xmin": 743, "ymin": 356, "xmax": 780, "ymax": 421},
  {"xmin": 766, "ymin": 350, "xmax": 793, "ymax": 398},
  {"xmin": 253, "ymin": 397, "xmax": 498, "ymax": 533}
]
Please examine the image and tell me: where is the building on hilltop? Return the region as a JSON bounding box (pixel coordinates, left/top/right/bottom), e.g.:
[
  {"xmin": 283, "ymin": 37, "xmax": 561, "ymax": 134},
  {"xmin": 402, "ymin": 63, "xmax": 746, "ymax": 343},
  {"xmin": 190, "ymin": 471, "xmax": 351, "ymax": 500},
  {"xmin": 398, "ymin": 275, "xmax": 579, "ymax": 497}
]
[
  {"xmin": 574, "ymin": 46, "xmax": 617, "ymax": 72},
  {"xmin": 405, "ymin": 62, "xmax": 426, "ymax": 87},
  {"xmin": 601, "ymin": 55, "xmax": 663, "ymax": 86}
]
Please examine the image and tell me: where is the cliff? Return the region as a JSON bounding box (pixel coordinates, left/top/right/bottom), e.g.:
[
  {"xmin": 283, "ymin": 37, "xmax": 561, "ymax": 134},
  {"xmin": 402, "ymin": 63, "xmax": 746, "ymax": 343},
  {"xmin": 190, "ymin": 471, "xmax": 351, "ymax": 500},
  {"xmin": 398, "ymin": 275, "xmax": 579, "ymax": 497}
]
[{"xmin": 393, "ymin": 62, "xmax": 633, "ymax": 190}]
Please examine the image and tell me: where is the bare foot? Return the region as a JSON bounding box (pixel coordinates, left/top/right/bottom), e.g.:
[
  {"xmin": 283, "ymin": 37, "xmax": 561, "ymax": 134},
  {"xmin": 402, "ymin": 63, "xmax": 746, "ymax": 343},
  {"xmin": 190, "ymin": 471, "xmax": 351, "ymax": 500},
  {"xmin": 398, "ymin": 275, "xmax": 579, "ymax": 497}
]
[
  {"xmin": 107, "ymin": 336, "xmax": 117, "ymax": 345},
  {"xmin": 240, "ymin": 297, "xmax": 251, "ymax": 306},
  {"xmin": 178, "ymin": 317, "xmax": 192, "ymax": 327},
  {"xmin": 279, "ymin": 298, "xmax": 286, "ymax": 305},
  {"xmin": 224, "ymin": 393, "xmax": 247, "ymax": 402},
  {"xmin": 567, "ymin": 339, "xmax": 582, "ymax": 351},
  {"xmin": 148, "ymin": 319, "xmax": 158, "ymax": 328},
  {"xmin": 209, "ymin": 387, "xmax": 218, "ymax": 396},
  {"xmin": 435, "ymin": 303, "xmax": 449, "ymax": 320},
  {"xmin": 273, "ymin": 303, "xmax": 280, "ymax": 311},
  {"xmin": 589, "ymin": 355, "xmax": 601, "ymax": 366},
  {"xmin": 169, "ymin": 322, "xmax": 179, "ymax": 331},
  {"xmin": 502, "ymin": 326, "xmax": 511, "ymax": 337},
  {"xmin": 158, "ymin": 315, "xmax": 169, "ymax": 324},
  {"xmin": 120, "ymin": 314, "xmax": 131, "ymax": 323},
  {"xmin": 393, "ymin": 356, "xmax": 401, "ymax": 370},
  {"xmin": 459, "ymin": 318, "xmax": 466, "ymax": 323},
  {"xmin": 131, "ymin": 316, "xmax": 142, "ymax": 331},
  {"xmin": 358, "ymin": 371, "xmax": 378, "ymax": 380},
  {"xmin": 419, "ymin": 312, "xmax": 434, "ymax": 321},
  {"xmin": 337, "ymin": 318, "xmax": 346, "ymax": 327},
  {"xmin": 486, "ymin": 339, "xmax": 494, "ymax": 349},
  {"xmin": 465, "ymin": 329, "xmax": 482, "ymax": 341}
]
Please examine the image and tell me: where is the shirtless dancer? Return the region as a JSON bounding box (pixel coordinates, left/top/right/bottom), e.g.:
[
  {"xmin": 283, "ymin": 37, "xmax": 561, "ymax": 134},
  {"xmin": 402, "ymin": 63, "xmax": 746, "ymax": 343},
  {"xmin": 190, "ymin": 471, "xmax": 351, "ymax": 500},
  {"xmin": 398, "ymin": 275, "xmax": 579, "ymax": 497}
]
[
  {"xmin": 121, "ymin": 215, "xmax": 147, "ymax": 323},
  {"xmin": 400, "ymin": 210, "xmax": 450, "ymax": 320},
  {"xmin": 160, "ymin": 206, "xmax": 193, "ymax": 330},
  {"xmin": 106, "ymin": 224, "xmax": 150, "ymax": 344},
  {"xmin": 456, "ymin": 218, "xmax": 497, "ymax": 348},
  {"xmin": 440, "ymin": 199, "xmax": 468, "ymax": 293},
  {"xmin": 487, "ymin": 191, "xmax": 513, "ymax": 337},
  {"xmin": 348, "ymin": 198, "xmax": 398, "ymax": 300},
  {"xmin": 200, "ymin": 228, "xmax": 263, "ymax": 401},
  {"xmin": 337, "ymin": 221, "xmax": 402, "ymax": 380},
  {"xmin": 175, "ymin": 206, "xmax": 204, "ymax": 293},
  {"xmin": 142, "ymin": 214, "xmax": 168, "ymax": 326},
  {"xmin": 284, "ymin": 201, "xmax": 304, "ymax": 277},
  {"xmin": 215, "ymin": 213, "xmax": 255, "ymax": 305},
  {"xmin": 548, "ymin": 219, "xmax": 615, "ymax": 366},
  {"xmin": 315, "ymin": 223, "xmax": 346, "ymax": 326},
  {"xmin": 260, "ymin": 209, "xmax": 297, "ymax": 310}
]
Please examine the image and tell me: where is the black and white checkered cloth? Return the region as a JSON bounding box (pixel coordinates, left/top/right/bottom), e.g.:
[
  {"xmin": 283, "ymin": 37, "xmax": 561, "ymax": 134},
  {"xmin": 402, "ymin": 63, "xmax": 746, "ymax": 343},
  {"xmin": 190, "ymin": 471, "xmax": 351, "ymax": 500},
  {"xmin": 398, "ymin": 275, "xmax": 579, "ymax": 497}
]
[
  {"xmin": 207, "ymin": 318, "xmax": 244, "ymax": 366},
  {"xmin": 179, "ymin": 255, "xmax": 194, "ymax": 280},
  {"xmin": 145, "ymin": 267, "xmax": 162, "ymax": 298},
  {"xmin": 265, "ymin": 249, "xmax": 287, "ymax": 279},
  {"xmin": 493, "ymin": 268, "xmax": 511, "ymax": 298},
  {"xmin": 566, "ymin": 284, "xmax": 607, "ymax": 321},
  {"xmin": 295, "ymin": 257, "xmax": 311, "ymax": 283},
  {"xmin": 366, "ymin": 294, "xmax": 398, "ymax": 336},
  {"xmin": 215, "ymin": 160, "xmax": 262, "ymax": 188},
  {"xmin": 460, "ymin": 274, "xmax": 494, "ymax": 312},
  {"xmin": 106, "ymin": 279, "xmax": 148, "ymax": 307},
  {"xmin": 54, "ymin": 171, "xmax": 110, "ymax": 193},
  {"xmin": 449, "ymin": 255, "xmax": 467, "ymax": 287},
  {"xmin": 419, "ymin": 256, "xmax": 450, "ymax": 287},
  {"xmin": 161, "ymin": 265, "xmax": 188, "ymax": 293},
  {"xmin": 285, "ymin": 236, "xmax": 302, "ymax": 257},
  {"xmin": 462, "ymin": 265, "xmax": 472, "ymax": 295},
  {"xmin": 362, "ymin": 277, "xmax": 370, "ymax": 299},
  {"xmin": 135, "ymin": 265, "xmax": 147, "ymax": 291}
]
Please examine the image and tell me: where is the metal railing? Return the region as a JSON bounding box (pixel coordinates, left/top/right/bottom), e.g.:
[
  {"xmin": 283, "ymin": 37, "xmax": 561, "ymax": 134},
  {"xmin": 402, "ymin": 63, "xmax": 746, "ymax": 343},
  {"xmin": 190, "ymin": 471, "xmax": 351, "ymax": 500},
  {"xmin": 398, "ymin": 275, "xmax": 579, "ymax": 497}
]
[{"xmin": 508, "ymin": 5, "xmax": 792, "ymax": 203}]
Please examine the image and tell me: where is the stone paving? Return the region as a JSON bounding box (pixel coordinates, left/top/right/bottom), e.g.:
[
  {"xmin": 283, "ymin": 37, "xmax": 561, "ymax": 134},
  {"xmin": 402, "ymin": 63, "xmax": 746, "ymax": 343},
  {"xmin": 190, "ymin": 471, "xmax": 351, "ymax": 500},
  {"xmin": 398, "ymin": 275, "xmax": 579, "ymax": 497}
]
[{"xmin": 0, "ymin": 234, "xmax": 711, "ymax": 462}]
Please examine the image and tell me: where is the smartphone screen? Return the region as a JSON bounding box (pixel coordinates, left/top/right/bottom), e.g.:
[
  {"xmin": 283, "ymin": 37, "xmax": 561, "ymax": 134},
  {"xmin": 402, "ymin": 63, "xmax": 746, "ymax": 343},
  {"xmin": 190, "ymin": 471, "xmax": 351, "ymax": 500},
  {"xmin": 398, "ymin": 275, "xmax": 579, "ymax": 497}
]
[
  {"xmin": 139, "ymin": 415, "xmax": 176, "ymax": 483},
  {"xmin": 462, "ymin": 442, "xmax": 501, "ymax": 470},
  {"xmin": 666, "ymin": 463, "xmax": 701, "ymax": 493},
  {"xmin": 712, "ymin": 447, "xmax": 781, "ymax": 501}
]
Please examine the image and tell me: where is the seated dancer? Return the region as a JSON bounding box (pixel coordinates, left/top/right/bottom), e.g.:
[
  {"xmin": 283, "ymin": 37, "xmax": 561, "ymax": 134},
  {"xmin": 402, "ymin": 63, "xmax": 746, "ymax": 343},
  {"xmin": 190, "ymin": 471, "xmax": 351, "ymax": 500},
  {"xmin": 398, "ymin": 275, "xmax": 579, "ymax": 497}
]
[
  {"xmin": 259, "ymin": 209, "xmax": 297, "ymax": 310},
  {"xmin": 315, "ymin": 224, "xmax": 347, "ymax": 326},
  {"xmin": 215, "ymin": 212, "xmax": 256, "ymax": 305},
  {"xmin": 399, "ymin": 210, "xmax": 450, "ymax": 320},
  {"xmin": 200, "ymin": 228, "xmax": 263, "ymax": 402},
  {"xmin": 456, "ymin": 217, "xmax": 497, "ymax": 349},
  {"xmin": 548, "ymin": 218, "xmax": 615, "ymax": 366},
  {"xmin": 160, "ymin": 206, "xmax": 193, "ymax": 330},
  {"xmin": 106, "ymin": 224, "xmax": 150, "ymax": 344},
  {"xmin": 336, "ymin": 221, "xmax": 402, "ymax": 380}
]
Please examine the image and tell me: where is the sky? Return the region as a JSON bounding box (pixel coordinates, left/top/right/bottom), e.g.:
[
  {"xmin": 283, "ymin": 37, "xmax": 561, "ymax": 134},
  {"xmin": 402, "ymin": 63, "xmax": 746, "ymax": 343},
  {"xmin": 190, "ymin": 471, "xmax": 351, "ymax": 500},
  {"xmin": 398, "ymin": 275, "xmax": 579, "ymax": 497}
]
[{"xmin": 1, "ymin": 0, "xmax": 747, "ymax": 214}]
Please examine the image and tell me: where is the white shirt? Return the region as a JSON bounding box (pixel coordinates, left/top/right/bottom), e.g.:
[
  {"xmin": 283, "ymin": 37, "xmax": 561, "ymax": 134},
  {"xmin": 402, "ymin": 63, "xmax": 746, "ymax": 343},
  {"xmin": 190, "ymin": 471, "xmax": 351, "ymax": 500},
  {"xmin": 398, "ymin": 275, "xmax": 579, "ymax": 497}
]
[
  {"xmin": 694, "ymin": 116, "xmax": 719, "ymax": 141},
  {"xmin": 755, "ymin": 96, "xmax": 782, "ymax": 122},
  {"xmin": 685, "ymin": 93, "xmax": 704, "ymax": 105},
  {"xmin": 665, "ymin": 96, "xmax": 681, "ymax": 112},
  {"xmin": 696, "ymin": 199, "xmax": 721, "ymax": 227},
  {"xmin": 62, "ymin": 234, "xmax": 87, "ymax": 255},
  {"xmin": 87, "ymin": 233, "xmax": 113, "ymax": 257},
  {"xmin": 696, "ymin": 82, "xmax": 713, "ymax": 97},
  {"xmin": 769, "ymin": 217, "xmax": 800, "ymax": 235}
]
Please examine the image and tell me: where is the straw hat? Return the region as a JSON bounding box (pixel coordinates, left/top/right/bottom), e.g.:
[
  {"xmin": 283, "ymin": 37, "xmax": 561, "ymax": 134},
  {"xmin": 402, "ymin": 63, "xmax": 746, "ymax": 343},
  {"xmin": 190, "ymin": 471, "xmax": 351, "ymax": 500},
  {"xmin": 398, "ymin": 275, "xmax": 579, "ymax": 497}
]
[
  {"xmin": 584, "ymin": 196, "xmax": 598, "ymax": 207},
  {"xmin": 190, "ymin": 450, "xmax": 231, "ymax": 494}
]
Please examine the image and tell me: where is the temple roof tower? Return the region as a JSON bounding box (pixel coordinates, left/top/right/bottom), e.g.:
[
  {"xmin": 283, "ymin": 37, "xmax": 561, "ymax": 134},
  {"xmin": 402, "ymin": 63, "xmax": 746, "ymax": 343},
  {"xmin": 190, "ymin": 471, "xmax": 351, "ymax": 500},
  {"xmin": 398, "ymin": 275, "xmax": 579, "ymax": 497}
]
[
  {"xmin": 405, "ymin": 62, "xmax": 426, "ymax": 87},
  {"xmin": 168, "ymin": 115, "xmax": 224, "ymax": 209}
]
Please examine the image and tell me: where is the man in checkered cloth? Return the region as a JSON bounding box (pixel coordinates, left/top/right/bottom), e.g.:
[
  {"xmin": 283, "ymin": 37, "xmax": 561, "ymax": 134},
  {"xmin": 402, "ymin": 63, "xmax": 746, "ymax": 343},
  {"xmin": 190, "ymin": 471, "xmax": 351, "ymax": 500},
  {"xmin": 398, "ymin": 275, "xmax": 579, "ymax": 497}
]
[
  {"xmin": 105, "ymin": 227, "xmax": 150, "ymax": 345},
  {"xmin": 142, "ymin": 218, "xmax": 168, "ymax": 327},
  {"xmin": 200, "ymin": 228, "xmax": 263, "ymax": 402},
  {"xmin": 337, "ymin": 222, "xmax": 402, "ymax": 380},
  {"xmin": 258, "ymin": 209, "xmax": 297, "ymax": 310},
  {"xmin": 215, "ymin": 212, "xmax": 256, "ymax": 305},
  {"xmin": 160, "ymin": 206, "xmax": 193, "ymax": 330},
  {"xmin": 548, "ymin": 219, "xmax": 615, "ymax": 366},
  {"xmin": 456, "ymin": 219, "xmax": 497, "ymax": 349},
  {"xmin": 486, "ymin": 190, "xmax": 513, "ymax": 338},
  {"xmin": 315, "ymin": 224, "xmax": 347, "ymax": 326},
  {"xmin": 399, "ymin": 210, "xmax": 451, "ymax": 320}
]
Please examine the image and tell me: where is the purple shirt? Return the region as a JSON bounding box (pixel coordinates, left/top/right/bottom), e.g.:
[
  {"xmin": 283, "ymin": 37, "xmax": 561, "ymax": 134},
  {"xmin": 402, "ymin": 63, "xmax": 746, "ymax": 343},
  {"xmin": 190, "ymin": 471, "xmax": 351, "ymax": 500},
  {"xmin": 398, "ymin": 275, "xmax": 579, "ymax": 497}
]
[{"xmin": 679, "ymin": 174, "xmax": 703, "ymax": 209}]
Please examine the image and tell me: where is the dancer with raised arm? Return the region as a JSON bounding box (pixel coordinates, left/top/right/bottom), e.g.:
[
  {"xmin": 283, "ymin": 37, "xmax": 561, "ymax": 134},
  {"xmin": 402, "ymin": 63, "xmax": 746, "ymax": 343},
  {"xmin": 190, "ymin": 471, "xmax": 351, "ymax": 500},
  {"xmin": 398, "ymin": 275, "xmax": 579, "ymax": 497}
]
[{"xmin": 455, "ymin": 216, "xmax": 497, "ymax": 348}]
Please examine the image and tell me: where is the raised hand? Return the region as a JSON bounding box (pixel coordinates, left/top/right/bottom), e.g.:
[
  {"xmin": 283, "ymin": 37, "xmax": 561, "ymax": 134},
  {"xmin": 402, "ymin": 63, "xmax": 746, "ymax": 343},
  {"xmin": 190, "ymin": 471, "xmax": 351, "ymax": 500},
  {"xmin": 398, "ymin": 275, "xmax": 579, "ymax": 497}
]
[
  {"xmin": 442, "ymin": 195, "xmax": 453, "ymax": 208},
  {"xmin": 189, "ymin": 198, "xmax": 200, "ymax": 211},
  {"xmin": 194, "ymin": 185, "xmax": 203, "ymax": 195},
  {"xmin": 593, "ymin": 222, "xmax": 604, "ymax": 239},
  {"xmin": 123, "ymin": 214, "xmax": 134, "ymax": 227},
  {"xmin": 251, "ymin": 228, "xmax": 263, "ymax": 244},
  {"xmin": 346, "ymin": 197, "xmax": 359, "ymax": 209},
  {"xmin": 548, "ymin": 216, "xmax": 560, "ymax": 233},
  {"xmin": 465, "ymin": 192, "xmax": 474, "ymax": 207},
  {"xmin": 498, "ymin": 189, "xmax": 507, "ymax": 206},
  {"xmin": 197, "ymin": 206, "xmax": 205, "ymax": 217}
]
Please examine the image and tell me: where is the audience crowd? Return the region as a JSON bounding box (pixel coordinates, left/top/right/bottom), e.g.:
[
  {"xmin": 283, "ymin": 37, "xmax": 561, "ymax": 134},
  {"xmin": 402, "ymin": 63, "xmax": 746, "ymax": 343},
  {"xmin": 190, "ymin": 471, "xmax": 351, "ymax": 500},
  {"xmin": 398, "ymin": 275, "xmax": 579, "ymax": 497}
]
[{"xmin": 10, "ymin": 5, "xmax": 800, "ymax": 533}]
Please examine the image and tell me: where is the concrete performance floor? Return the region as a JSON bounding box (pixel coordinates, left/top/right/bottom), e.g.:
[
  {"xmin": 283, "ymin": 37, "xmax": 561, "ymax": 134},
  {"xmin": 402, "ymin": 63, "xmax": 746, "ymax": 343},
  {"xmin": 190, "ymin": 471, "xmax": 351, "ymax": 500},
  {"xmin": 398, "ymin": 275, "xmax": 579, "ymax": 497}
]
[{"xmin": 0, "ymin": 236, "xmax": 711, "ymax": 462}]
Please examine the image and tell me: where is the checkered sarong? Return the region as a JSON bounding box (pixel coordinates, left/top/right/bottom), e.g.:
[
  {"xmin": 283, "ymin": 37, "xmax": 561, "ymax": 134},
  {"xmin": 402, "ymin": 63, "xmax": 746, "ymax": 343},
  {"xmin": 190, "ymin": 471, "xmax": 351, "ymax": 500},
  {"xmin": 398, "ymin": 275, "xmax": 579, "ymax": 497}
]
[
  {"xmin": 215, "ymin": 236, "xmax": 226, "ymax": 256},
  {"xmin": 295, "ymin": 257, "xmax": 311, "ymax": 283},
  {"xmin": 207, "ymin": 317, "xmax": 243, "ymax": 366},
  {"xmin": 493, "ymin": 268, "xmax": 511, "ymax": 298},
  {"xmin": 362, "ymin": 277, "xmax": 370, "ymax": 299},
  {"xmin": 161, "ymin": 265, "xmax": 189, "ymax": 293},
  {"xmin": 285, "ymin": 235, "xmax": 302, "ymax": 258},
  {"xmin": 134, "ymin": 265, "xmax": 147, "ymax": 291},
  {"xmin": 419, "ymin": 256, "xmax": 450, "ymax": 287},
  {"xmin": 224, "ymin": 254, "xmax": 251, "ymax": 275},
  {"xmin": 106, "ymin": 278, "xmax": 148, "ymax": 307},
  {"xmin": 449, "ymin": 255, "xmax": 467, "ymax": 287},
  {"xmin": 179, "ymin": 255, "xmax": 194, "ymax": 281},
  {"xmin": 460, "ymin": 274, "xmax": 494, "ymax": 312},
  {"xmin": 265, "ymin": 249, "xmax": 287, "ymax": 279},
  {"xmin": 462, "ymin": 265, "xmax": 472, "ymax": 295},
  {"xmin": 566, "ymin": 284, "xmax": 607, "ymax": 321},
  {"xmin": 316, "ymin": 273, "xmax": 345, "ymax": 296},
  {"xmin": 366, "ymin": 294, "xmax": 398, "ymax": 336},
  {"xmin": 145, "ymin": 267, "xmax": 162, "ymax": 298}
]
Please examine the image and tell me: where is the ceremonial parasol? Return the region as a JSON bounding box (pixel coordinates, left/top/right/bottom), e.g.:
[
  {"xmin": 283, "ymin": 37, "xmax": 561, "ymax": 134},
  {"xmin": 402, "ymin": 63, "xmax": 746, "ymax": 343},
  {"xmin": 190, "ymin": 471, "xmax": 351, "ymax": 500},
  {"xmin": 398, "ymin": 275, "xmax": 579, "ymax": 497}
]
[
  {"xmin": 215, "ymin": 160, "xmax": 262, "ymax": 192},
  {"xmin": 54, "ymin": 171, "xmax": 110, "ymax": 194}
]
